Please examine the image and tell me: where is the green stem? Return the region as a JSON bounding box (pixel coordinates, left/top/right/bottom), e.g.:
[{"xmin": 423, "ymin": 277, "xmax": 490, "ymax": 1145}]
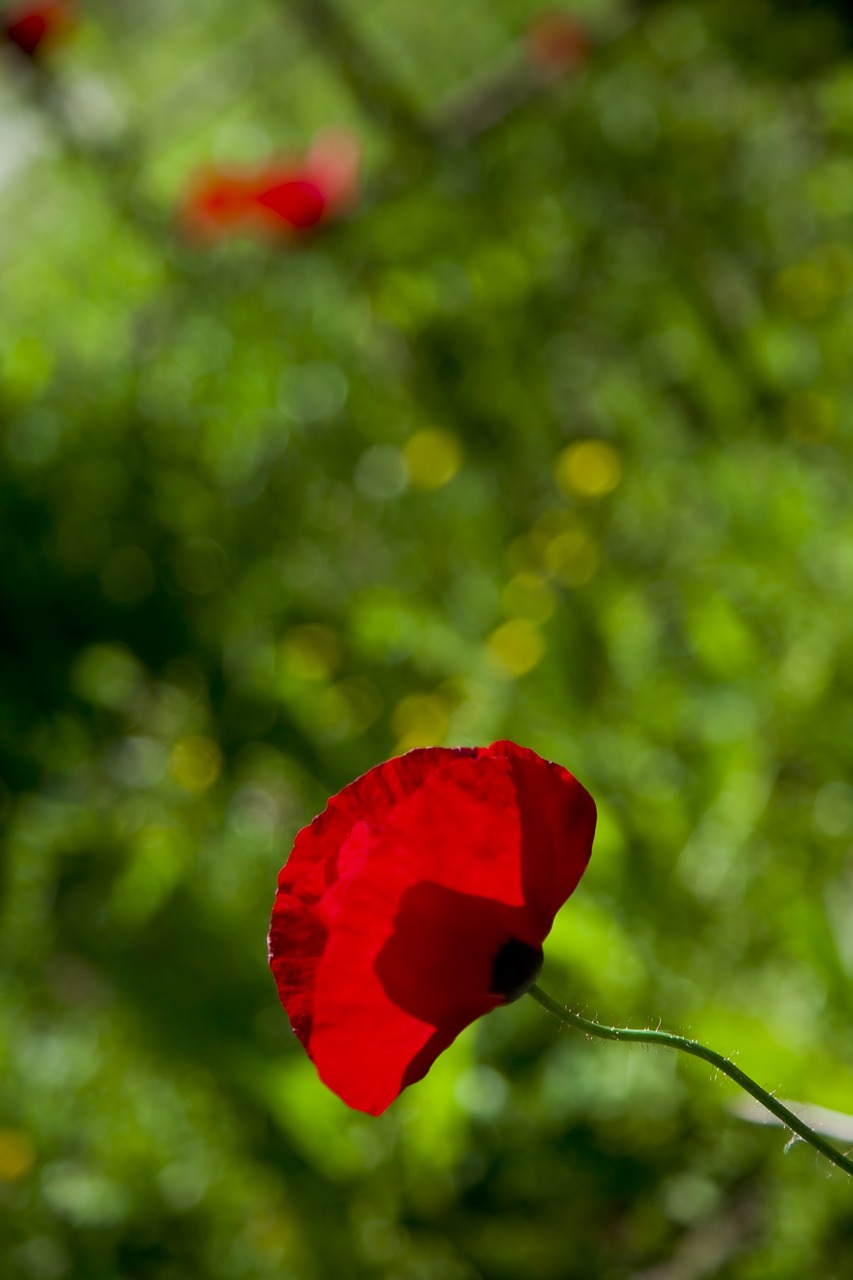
[{"xmin": 528, "ymin": 984, "xmax": 853, "ymax": 1179}]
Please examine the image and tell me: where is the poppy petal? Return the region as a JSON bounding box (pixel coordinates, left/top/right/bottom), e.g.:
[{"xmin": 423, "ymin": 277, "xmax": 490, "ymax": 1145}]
[
  {"xmin": 486, "ymin": 741, "xmax": 596, "ymax": 936},
  {"xmin": 267, "ymin": 895, "xmax": 327, "ymax": 1046},
  {"xmin": 4, "ymin": 1, "xmax": 71, "ymax": 57},
  {"xmin": 270, "ymin": 749, "xmax": 481, "ymax": 1057},
  {"xmin": 255, "ymin": 178, "xmax": 326, "ymax": 229},
  {"xmin": 525, "ymin": 12, "xmax": 588, "ymax": 75},
  {"xmin": 268, "ymin": 743, "xmax": 596, "ymax": 1113},
  {"xmin": 312, "ymin": 873, "xmax": 531, "ymax": 1114},
  {"xmin": 6, "ymin": 13, "xmax": 47, "ymax": 54},
  {"xmin": 305, "ymin": 128, "xmax": 361, "ymax": 212}
]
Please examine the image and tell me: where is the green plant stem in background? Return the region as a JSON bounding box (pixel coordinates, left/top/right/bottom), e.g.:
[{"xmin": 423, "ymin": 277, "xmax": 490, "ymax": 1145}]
[{"xmin": 529, "ymin": 985, "xmax": 853, "ymax": 1179}]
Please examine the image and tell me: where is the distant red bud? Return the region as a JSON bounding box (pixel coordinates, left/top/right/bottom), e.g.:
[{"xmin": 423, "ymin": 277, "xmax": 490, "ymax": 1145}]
[
  {"xmin": 4, "ymin": 0, "xmax": 73, "ymax": 58},
  {"xmin": 526, "ymin": 10, "xmax": 588, "ymax": 75},
  {"xmin": 179, "ymin": 128, "xmax": 361, "ymax": 247},
  {"xmin": 254, "ymin": 177, "xmax": 326, "ymax": 229}
]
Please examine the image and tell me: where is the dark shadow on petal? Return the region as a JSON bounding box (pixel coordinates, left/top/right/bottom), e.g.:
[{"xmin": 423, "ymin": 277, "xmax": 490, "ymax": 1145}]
[{"xmin": 375, "ymin": 880, "xmax": 536, "ymax": 1028}]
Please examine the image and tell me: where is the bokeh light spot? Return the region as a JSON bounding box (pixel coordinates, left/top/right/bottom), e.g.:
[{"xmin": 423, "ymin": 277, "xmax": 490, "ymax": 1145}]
[
  {"xmin": 544, "ymin": 529, "xmax": 600, "ymax": 586},
  {"xmin": 486, "ymin": 620, "xmax": 545, "ymax": 677},
  {"xmin": 556, "ymin": 440, "xmax": 623, "ymax": 498},
  {"xmin": 40, "ymin": 1162, "xmax": 128, "ymax": 1227},
  {"xmin": 453, "ymin": 1066, "xmax": 509, "ymax": 1119},
  {"xmin": 355, "ymin": 445, "xmax": 408, "ymax": 500},
  {"xmin": 785, "ymin": 391, "xmax": 837, "ymax": 442},
  {"xmin": 403, "ymin": 429, "xmax": 462, "ymax": 490},
  {"xmin": 169, "ymin": 735, "xmax": 221, "ymax": 794},
  {"xmin": 279, "ymin": 361, "xmax": 349, "ymax": 425},
  {"xmin": 280, "ymin": 625, "xmax": 342, "ymax": 681},
  {"xmin": 813, "ymin": 781, "xmax": 853, "ymax": 837},
  {"xmin": 71, "ymin": 644, "xmax": 143, "ymax": 711},
  {"xmin": 501, "ymin": 573, "xmax": 556, "ymax": 624},
  {"xmin": 391, "ymin": 693, "xmax": 450, "ymax": 752},
  {"xmin": 775, "ymin": 262, "xmax": 831, "ymax": 320},
  {"xmin": 0, "ymin": 1130, "xmax": 36, "ymax": 1182}
]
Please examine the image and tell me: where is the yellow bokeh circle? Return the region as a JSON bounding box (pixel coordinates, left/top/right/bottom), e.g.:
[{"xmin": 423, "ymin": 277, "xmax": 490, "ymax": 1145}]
[
  {"xmin": 556, "ymin": 440, "xmax": 622, "ymax": 498},
  {"xmin": 0, "ymin": 1130, "xmax": 36, "ymax": 1182},
  {"xmin": 486, "ymin": 620, "xmax": 545, "ymax": 678},
  {"xmin": 403, "ymin": 429, "xmax": 463, "ymax": 490},
  {"xmin": 169, "ymin": 735, "xmax": 222, "ymax": 794}
]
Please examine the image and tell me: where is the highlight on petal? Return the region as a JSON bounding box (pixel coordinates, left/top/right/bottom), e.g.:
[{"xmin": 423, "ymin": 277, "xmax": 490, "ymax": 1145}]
[{"xmin": 268, "ymin": 742, "xmax": 596, "ymax": 1114}]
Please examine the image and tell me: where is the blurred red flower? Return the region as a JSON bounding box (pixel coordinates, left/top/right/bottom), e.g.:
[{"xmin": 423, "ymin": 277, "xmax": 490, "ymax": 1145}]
[
  {"xmin": 179, "ymin": 170, "xmax": 259, "ymax": 242},
  {"xmin": 526, "ymin": 10, "xmax": 588, "ymax": 76},
  {"xmin": 180, "ymin": 129, "xmax": 360, "ymax": 244},
  {"xmin": 268, "ymin": 741, "xmax": 596, "ymax": 1115},
  {"xmin": 3, "ymin": 0, "xmax": 73, "ymax": 57}
]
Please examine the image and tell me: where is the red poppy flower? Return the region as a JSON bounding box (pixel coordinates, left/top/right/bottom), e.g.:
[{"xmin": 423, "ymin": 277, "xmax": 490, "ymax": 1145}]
[
  {"xmin": 179, "ymin": 170, "xmax": 260, "ymax": 242},
  {"xmin": 525, "ymin": 11, "xmax": 588, "ymax": 76},
  {"xmin": 254, "ymin": 177, "xmax": 326, "ymax": 230},
  {"xmin": 268, "ymin": 741, "xmax": 596, "ymax": 1115},
  {"xmin": 3, "ymin": 0, "xmax": 73, "ymax": 58},
  {"xmin": 180, "ymin": 129, "xmax": 360, "ymax": 244},
  {"xmin": 252, "ymin": 129, "xmax": 360, "ymax": 236}
]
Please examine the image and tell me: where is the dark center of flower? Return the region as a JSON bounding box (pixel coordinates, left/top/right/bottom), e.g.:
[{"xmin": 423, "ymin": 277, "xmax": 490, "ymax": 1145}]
[{"xmin": 489, "ymin": 937, "xmax": 543, "ymax": 1003}]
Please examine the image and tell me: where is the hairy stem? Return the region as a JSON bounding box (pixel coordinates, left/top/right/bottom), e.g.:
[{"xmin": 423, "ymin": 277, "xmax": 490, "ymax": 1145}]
[{"xmin": 529, "ymin": 984, "xmax": 853, "ymax": 1179}]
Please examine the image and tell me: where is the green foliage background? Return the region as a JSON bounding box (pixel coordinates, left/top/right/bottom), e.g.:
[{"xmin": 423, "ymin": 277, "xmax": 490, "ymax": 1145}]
[{"xmin": 2, "ymin": 0, "xmax": 853, "ymax": 1275}]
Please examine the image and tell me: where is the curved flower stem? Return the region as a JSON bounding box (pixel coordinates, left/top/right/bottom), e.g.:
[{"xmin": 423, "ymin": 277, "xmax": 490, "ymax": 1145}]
[{"xmin": 528, "ymin": 984, "xmax": 853, "ymax": 1179}]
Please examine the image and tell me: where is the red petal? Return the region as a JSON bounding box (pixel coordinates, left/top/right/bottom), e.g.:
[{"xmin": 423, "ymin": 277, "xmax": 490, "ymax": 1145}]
[
  {"xmin": 5, "ymin": 1, "xmax": 71, "ymax": 56},
  {"xmin": 312, "ymin": 753, "xmax": 540, "ymax": 1112},
  {"xmin": 526, "ymin": 12, "xmax": 588, "ymax": 74},
  {"xmin": 267, "ymin": 895, "xmax": 327, "ymax": 1047},
  {"xmin": 268, "ymin": 743, "xmax": 595, "ymax": 1113},
  {"xmin": 6, "ymin": 12, "xmax": 48, "ymax": 54},
  {"xmin": 179, "ymin": 171, "xmax": 258, "ymax": 241},
  {"xmin": 311, "ymin": 868, "xmax": 533, "ymax": 1115},
  {"xmin": 486, "ymin": 741, "xmax": 596, "ymax": 936},
  {"xmin": 304, "ymin": 128, "xmax": 361, "ymax": 213},
  {"xmin": 255, "ymin": 178, "xmax": 326, "ymax": 229},
  {"xmin": 271, "ymin": 750, "xmax": 474, "ymax": 1057}
]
